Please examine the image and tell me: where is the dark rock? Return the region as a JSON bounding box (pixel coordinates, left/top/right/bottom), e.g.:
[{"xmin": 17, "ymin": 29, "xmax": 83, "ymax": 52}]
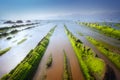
[
  {"xmin": 26, "ymin": 20, "xmax": 31, "ymax": 22},
  {"xmin": 4, "ymin": 20, "xmax": 15, "ymax": 24},
  {"xmin": 6, "ymin": 37, "xmax": 12, "ymax": 40},
  {"xmin": 10, "ymin": 30, "xmax": 18, "ymax": 34},
  {"xmin": 16, "ymin": 20, "xmax": 23, "ymax": 23},
  {"xmin": 103, "ymin": 65, "xmax": 116, "ymax": 80}
]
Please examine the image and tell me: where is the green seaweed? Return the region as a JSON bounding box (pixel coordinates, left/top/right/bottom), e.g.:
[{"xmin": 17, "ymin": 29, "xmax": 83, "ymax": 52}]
[
  {"xmin": 87, "ymin": 36, "xmax": 120, "ymax": 70},
  {"xmin": 46, "ymin": 54, "xmax": 52, "ymax": 68},
  {"xmin": 0, "ymin": 47, "xmax": 11, "ymax": 56},
  {"xmin": 17, "ymin": 38, "xmax": 27, "ymax": 45},
  {"xmin": 80, "ymin": 22, "xmax": 120, "ymax": 40},
  {"xmin": 65, "ymin": 25, "xmax": 106, "ymax": 80},
  {"xmin": 63, "ymin": 50, "xmax": 72, "ymax": 80},
  {"xmin": 0, "ymin": 26, "xmax": 57, "ymax": 80}
]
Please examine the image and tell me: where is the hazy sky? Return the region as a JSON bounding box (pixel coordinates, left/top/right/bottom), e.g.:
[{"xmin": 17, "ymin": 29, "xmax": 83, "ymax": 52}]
[{"xmin": 0, "ymin": 0, "xmax": 120, "ymax": 20}]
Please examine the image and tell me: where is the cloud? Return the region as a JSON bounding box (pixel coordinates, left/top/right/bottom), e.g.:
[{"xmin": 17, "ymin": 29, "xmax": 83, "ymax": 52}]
[{"xmin": 0, "ymin": 0, "xmax": 120, "ymax": 20}]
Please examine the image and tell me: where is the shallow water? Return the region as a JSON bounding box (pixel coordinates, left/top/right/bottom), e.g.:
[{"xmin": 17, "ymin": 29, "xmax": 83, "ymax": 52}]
[
  {"xmin": 33, "ymin": 22, "xmax": 84, "ymax": 80},
  {"xmin": 0, "ymin": 20, "xmax": 120, "ymax": 79},
  {"xmin": 0, "ymin": 22, "xmax": 55, "ymax": 77},
  {"xmin": 66, "ymin": 21, "xmax": 120, "ymax": 80},
  {"xmin": 66, "ymin": 22, "xmax": 120, "ymax": 48}
]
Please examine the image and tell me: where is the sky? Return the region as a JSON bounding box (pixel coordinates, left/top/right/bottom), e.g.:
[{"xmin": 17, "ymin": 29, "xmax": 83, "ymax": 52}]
[{"xmin": 0, "ymin": 0, "xmax": 120, "ymax": 20}]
